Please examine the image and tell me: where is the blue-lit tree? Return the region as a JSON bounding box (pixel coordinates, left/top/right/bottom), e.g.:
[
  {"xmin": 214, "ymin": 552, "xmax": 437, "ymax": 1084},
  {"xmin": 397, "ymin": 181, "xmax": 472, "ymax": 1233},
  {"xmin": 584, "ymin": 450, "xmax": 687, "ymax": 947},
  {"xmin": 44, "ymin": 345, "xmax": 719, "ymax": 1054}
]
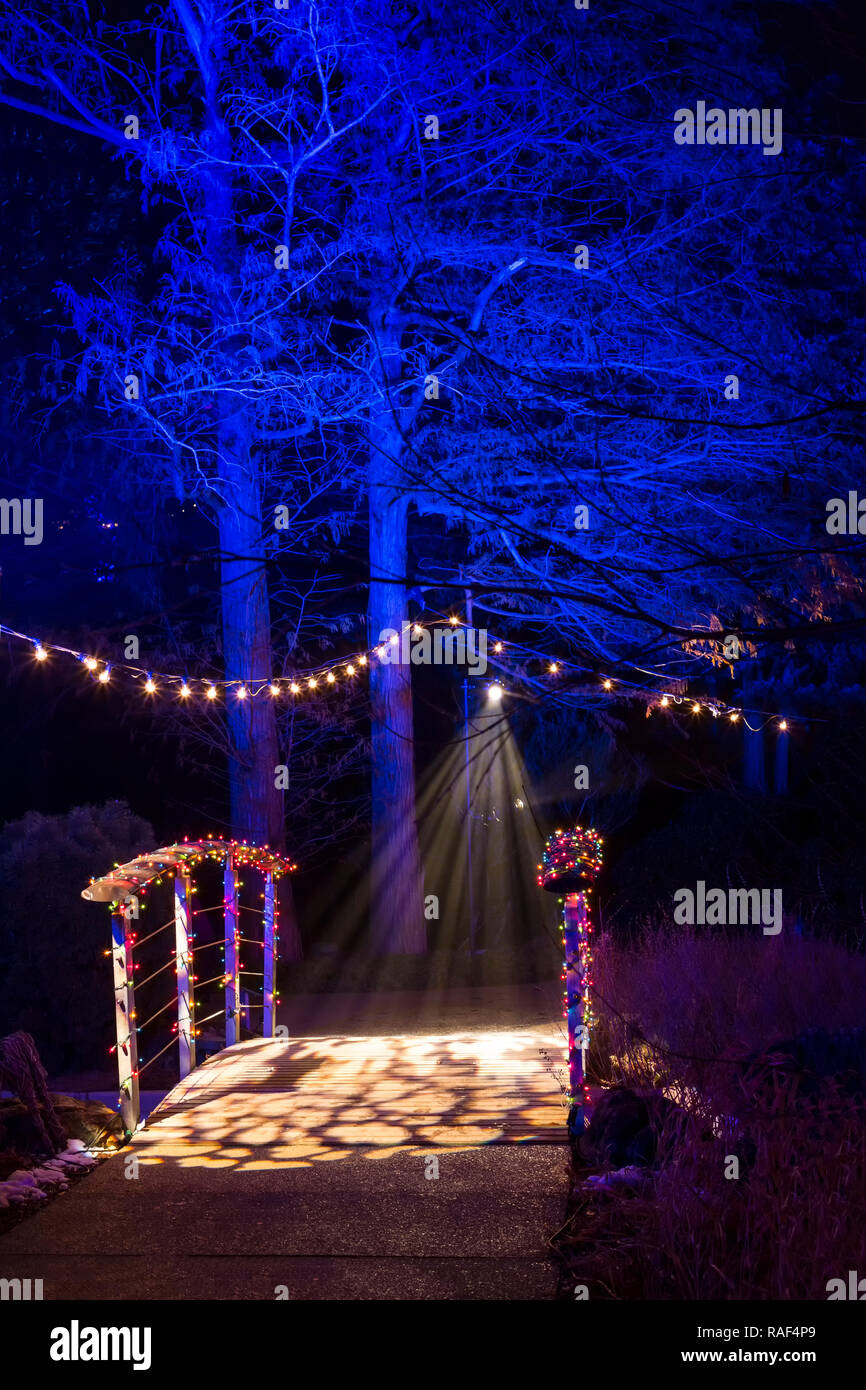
[
  {"xmin": 0, "ymin": 1, "xmax": 372, "ymax": 853},
  {"xmin": 3, "ymin": 0, "xmax": 864, "ymax": 961},
  {"xmin": 308, "ymin": 0, "xmax": 866, "ymax": 949}
]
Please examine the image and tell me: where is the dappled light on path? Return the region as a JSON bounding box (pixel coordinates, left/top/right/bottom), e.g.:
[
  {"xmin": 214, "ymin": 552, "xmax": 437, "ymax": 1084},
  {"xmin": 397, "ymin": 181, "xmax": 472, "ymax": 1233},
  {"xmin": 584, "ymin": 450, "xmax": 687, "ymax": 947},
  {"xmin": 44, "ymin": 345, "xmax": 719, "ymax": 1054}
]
[{"xmin": 133, "ymin": 1030, "xmax": 567, "ymax": 1169}]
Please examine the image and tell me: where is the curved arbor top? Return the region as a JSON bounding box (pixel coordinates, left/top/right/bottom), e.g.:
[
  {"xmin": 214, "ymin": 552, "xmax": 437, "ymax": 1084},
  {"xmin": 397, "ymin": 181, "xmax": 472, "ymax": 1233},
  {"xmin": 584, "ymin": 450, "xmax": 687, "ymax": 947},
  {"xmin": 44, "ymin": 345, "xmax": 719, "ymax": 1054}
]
[{"xmin": 82, "ymin": 837, "xmax": 296, "ymax": 903}]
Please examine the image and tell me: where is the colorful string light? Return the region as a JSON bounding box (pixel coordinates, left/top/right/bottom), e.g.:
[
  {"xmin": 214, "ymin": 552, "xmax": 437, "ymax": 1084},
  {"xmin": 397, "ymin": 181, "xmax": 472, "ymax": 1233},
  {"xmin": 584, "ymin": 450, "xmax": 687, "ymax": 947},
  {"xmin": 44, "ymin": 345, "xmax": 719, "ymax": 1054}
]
[
  {"xmin": 539, "ymin": 826, "xmax": 604, "ymax": 1119},
  {"xmin": 83, "ymin": 835, "xmax": 296, "ymax": 904}
]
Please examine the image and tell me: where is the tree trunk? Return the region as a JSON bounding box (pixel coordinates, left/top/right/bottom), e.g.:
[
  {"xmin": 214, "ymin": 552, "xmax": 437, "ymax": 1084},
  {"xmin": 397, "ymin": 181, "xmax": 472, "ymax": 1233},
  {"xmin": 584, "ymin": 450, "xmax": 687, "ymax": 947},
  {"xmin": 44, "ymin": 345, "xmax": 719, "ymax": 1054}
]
[
  {"xmin": 367, "ymin": 425, "xmax": 427, "ymax": 954},
  {"xmin": 200, "ymin": 34, "xmax": 301, "ymax": 959},
  {"xmin": 215, "ymin": 415, "xmax": 302, "ymax": 959},
  {"xmin": 216, "ymin": 443, "xmax": 282, "ymax": 843}
]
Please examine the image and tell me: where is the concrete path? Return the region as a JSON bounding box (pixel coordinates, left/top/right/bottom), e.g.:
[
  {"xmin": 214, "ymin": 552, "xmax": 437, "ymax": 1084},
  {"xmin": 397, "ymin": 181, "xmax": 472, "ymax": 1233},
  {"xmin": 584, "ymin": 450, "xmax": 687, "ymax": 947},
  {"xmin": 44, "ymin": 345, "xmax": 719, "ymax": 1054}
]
[{"xmin": 0, "ymin": 986, "xmax": 570, "ymax": 1299}]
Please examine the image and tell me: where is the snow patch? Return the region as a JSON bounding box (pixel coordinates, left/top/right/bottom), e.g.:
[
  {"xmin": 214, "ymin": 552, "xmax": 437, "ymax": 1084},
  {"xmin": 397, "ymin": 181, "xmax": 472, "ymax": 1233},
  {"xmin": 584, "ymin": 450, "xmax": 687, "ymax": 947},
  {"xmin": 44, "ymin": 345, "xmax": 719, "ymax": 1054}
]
[{"xmin": 0, "ymin": 1144, "xmax": 97, "ymax": 1208}]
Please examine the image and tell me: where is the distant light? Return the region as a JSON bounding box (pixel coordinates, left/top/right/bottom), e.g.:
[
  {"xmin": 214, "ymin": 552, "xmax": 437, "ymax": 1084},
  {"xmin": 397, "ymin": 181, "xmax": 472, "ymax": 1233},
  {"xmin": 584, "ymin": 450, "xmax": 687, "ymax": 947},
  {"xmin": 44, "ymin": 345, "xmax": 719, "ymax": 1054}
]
[
  {"xmin": 413, "ymin": 624, "xmax": 423, "ymax": 636},
  {"xmin": 180, "ymin": 684, "xmax": 191, "ymax": 699},
  {"xmin": 290, "ymin": 682, "xmax": 300, "ymax": 695},
  {"xmin": 84, "ymin": 657, "xmax": 98, "ymax": 671},
  {"xmin": 692, "ymin": 702, "xmax": 701, "ymax": 714},
  {"xmin": 206, "ymin": 685, "xmax": 218, "ymax": 701},
  {"xmin": 488, "ymin": 682, "xmax": 504, "ymax": 702},
  {"xmin": 98, "ymin": 668, "xmax": 110, "ymax": 684},
  {"xmin": 493, "ymin": 642, "xmax": 503, "ymax": 654},
  {"xmin": 34, "ymin": 645, "xmax": 47, "ymax": 662},
  {"xmin": 326, "ymin": 671, "xmax": 336, "ymax": 684},
  {"xmin": 144, "ymin": 677, "xmax": 156, "ymax": 694},
  {"xmin": 359, "ymin": 655, "xmax": 367, "ymax": 666},
  {"xmin": 269, "ymin": 683, "xmax": 280, "ymax": 697},
  {"xmin": 660, "ymin": 695, "xmax": 669, "ymax": 707},
  {"xmin": 602, "ymin": 678, "xmax": 612, "ymax": 690},
  {"xmin": 729, "ymin": 711, "xmax": 739, "ymax": 722},
  {"xmin": 308, "ymin": 677, "xmax": 317, "ymax": 689},
  {"xmin": 390, "ymin": 633, "xmax": 399, "ymax": 645},
  {"xmin": 779, "ymin": 719, "xmax": 788, "ymax": 732},
  {"xmin": 449, "ymin": 615, "xmax": 459, "ymax": 626},
  {"xmin": 237, "ymin": 685, "xmax": 248, "ymax": 700},
  {"xmin": 346, "ymin": 664, "xmax": 356, "ymax": 676},
  {"xmin": 375, "ymin": 646, "xmax": 385, "ymax": 658},
  {"xmin": 549, "ymin": 663, "xmax": 559, "ymax": 674}
]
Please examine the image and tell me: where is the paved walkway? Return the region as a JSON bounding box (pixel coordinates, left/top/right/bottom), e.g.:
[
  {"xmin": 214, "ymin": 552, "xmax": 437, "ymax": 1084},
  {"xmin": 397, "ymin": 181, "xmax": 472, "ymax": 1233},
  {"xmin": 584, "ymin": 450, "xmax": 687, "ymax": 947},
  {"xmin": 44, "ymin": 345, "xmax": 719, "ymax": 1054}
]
[{"xmin": 0, "ymin": 987, "xmax": 570, "ymax": 1299}]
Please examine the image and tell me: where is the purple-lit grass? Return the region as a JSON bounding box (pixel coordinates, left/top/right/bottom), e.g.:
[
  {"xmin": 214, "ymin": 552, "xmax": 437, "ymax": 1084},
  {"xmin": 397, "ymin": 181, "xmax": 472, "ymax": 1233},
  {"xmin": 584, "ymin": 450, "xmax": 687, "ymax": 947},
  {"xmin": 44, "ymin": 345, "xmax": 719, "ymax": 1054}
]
[{"xmin": 555, "ymin": 923, "xmax": 866, "ymax": 1300}]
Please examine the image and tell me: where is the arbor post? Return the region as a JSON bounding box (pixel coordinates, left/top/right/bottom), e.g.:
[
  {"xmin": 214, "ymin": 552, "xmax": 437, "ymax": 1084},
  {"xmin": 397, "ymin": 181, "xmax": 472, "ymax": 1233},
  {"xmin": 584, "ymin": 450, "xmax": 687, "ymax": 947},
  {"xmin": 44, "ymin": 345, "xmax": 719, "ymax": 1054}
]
[
  {"xmin": 538, "ymin": 827, "xmax": 604, "ymax": 1135},
  {"xmin": 263, "ymin": 870, "xmax": 276, "ymax": 1037},
  {"xmin": 174, "ymin": 869, "xmax": 196, "ymax": 1077},
  {"xmin": 224, "ymin": 856, "xmax": 240, "ymax": 1047},
  {"xmin": 111, "ymin": 902, "xmax": 140, "ymax": 1135}
]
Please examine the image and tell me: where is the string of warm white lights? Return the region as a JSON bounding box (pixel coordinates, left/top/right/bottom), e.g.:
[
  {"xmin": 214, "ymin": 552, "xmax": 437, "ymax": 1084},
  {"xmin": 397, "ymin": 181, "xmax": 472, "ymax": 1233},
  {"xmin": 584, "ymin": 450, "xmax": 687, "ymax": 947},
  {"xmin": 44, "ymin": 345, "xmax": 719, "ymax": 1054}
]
[{"xmin": 0, "ymin": 618, "xmax": 793, "ymax": 729}]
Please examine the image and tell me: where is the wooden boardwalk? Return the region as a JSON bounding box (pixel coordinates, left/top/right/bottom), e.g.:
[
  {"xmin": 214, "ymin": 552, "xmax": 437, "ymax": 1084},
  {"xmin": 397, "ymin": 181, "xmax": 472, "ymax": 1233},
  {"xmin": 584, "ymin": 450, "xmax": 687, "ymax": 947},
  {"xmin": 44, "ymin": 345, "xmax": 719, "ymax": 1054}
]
[{"xmin": 140, "ymin": 1027, "xmax": 568, "ymax": 1166}]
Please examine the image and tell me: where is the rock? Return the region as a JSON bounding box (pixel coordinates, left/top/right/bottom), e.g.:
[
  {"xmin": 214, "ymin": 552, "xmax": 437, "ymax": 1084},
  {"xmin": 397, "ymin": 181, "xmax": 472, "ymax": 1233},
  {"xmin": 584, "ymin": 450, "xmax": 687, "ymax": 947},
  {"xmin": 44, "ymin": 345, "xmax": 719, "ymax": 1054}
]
[
  {"xmin": 49, "ymin": 1096, "xmax": 123, "ymax": 1148},
  {"xmin": 0, "ymin": 1093, "xmax": 122, "ymax": 1156},
  {"xmin": 584, "ymin": 1164, "xmax": 652, "ymax": 1192},
  {"xmin": 581, "ymin": 1085, "xmax": 683, "ymax": 1168}
]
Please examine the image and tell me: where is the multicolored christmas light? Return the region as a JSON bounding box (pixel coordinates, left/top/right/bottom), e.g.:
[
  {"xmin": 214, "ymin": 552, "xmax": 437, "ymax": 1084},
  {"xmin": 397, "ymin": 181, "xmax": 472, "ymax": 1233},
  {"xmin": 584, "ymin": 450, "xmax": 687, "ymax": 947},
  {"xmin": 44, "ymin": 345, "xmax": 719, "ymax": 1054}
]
[
  {"xmin": 538, "ymin": 825, "xmax": 604, "ymax": 1130},
  {"xmin": 83, "ymin": 836, "xmax": 295, "ymax": 1134}
]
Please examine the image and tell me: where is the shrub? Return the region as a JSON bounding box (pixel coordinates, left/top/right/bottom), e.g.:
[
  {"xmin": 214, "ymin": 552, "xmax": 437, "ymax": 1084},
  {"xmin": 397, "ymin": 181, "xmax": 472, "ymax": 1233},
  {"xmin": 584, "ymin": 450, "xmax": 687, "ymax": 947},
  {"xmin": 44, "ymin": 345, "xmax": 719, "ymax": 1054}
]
[{"xmin": 0, "ymin": 801, "xmax": 155, "ymax": 1074}]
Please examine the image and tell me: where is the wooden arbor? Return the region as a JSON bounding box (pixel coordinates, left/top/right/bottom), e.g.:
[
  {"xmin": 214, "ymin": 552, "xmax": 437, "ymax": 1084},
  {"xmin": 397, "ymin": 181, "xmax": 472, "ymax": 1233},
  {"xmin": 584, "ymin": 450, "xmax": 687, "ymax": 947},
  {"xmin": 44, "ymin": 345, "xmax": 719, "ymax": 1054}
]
[{"xmin": 82, "ymin": 838, "xmax": 295, "ymax": 1134}]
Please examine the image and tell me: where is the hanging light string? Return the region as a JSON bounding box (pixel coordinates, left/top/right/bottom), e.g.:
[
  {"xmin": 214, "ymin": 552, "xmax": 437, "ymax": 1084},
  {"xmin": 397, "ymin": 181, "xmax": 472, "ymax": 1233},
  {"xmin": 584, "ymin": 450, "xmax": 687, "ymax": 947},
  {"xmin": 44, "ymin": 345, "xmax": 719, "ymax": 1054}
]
[{"xmin": 1, "ymin": 617, "xmax": 793, "ymax": 729}]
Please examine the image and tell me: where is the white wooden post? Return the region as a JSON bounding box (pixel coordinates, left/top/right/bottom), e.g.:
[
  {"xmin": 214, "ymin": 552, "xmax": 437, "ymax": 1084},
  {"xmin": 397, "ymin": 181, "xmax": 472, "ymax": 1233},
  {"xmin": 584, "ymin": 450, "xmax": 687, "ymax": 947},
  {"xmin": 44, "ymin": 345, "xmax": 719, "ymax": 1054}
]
[
  {"xmin": 111, "ymin": 903, "xmax": 140, "ymax": 1134},
  {"xmin": 263, "ymin": 870, "xmax": 276, "ymax": 1037},
  {"xmin": 174, "ymin": 870, "xmax": 196, "ymax": 1077},
  {"xmin": 224, "ymin": 856, "xmax": 240, "ymax": 1047}
]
